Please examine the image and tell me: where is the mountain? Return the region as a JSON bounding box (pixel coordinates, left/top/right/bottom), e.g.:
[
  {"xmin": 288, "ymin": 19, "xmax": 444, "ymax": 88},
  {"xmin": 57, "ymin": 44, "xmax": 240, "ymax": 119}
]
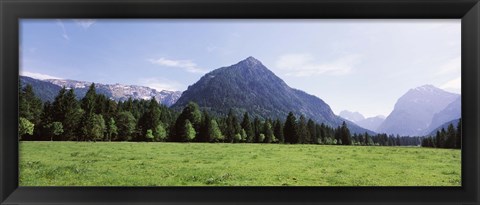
[
  {"xmin": 172, "ymin": 57, "xmax": 374, "ymax": 134},
  {"xmin": 339, "ymin": 110, "xmax": 385, "ymax": 131},
  {"xmin": 356, "ymin": 115, "xmax": 385, "ymax": 132},
  {"xmin": 339, "ymin": 110, "xmax": 365, "ymax": 122},
  {"xmin": 427, "ymin": 118, "xmax": 460, "ymax": 136},
  {"xmin": 20, "ymin": 76, "xmax": 182, "ymax": 106},
  {"xmin": 20, "ymin": 76, "xmax": 63, "ymax": 102},
  {"xmin": 425, "ymin": 96, "xmax": 461, "ymax": 135},
  {"xmin": 376, "ymin": 85, "xmax": 459, "ymax": 136}
]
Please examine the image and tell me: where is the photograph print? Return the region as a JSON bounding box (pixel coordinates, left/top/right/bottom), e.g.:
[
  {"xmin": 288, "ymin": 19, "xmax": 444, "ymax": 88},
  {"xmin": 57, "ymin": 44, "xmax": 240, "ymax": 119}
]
[{"xmin": 19, "ymin": 19, "xmax": 461, "ymax": 186}]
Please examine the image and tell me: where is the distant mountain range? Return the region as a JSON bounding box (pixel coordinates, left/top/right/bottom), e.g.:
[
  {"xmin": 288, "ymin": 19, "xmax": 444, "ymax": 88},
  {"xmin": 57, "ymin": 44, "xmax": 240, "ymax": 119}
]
[
  {"xmin": 339, "ymin": 111, "xmax": 365, "ymax": 123},
  {"xmin": 172, "ymin": 57, "xmax": 373, "ymax": 134},
  {"xmin": 339, "ymin": 110, "xmax": 386, "ymax": 132},
  {"xmin": 21, "ymin": 57, "xmax": 460, "ymax": 137},
  {"xmin": 376, "ymin": 85, "xmax": 460, "ymax": 136},
  {"xmin": 20, "ymin": 76, "xmax": 182, "ymax": 106}
]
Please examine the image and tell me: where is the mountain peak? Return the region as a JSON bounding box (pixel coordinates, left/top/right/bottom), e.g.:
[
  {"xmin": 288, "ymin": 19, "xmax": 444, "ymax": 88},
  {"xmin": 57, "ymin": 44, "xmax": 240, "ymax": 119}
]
[
  {"xmin": 412, "ymin": 84, "xmax": 440, "ymax": 93},
  {"xmin": 237, "ymin": 56, "xmax": 263, "ymax": 67}
]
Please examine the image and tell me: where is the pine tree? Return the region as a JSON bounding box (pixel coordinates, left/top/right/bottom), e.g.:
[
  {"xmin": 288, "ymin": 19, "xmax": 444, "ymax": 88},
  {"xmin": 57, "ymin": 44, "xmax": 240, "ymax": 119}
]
[
  {"xmin": 241, "ymin": 112, "xmax": 254, "ymax": 142},
  {"xmin": 139, "ymin": 98, "xmax": 161, "ymax": 137},
  {"xmin": 51, "ymin": 87, "xmax": 81, "ymax": 140},
  {"xmin": 253, "ymin": 117, "xmax": 262, "ymax": 143},
  {"xmin": 297, "ymin": 115, "xmax": 309, "ymax": 144},
  {"xmin": 307, "ymin": 119, "xmax": 316, "ymax": 144},
  {"xmin": 436, "ymin": 128, "xmax": 447, "ymax": 148},
  {"xmin": 115, "ymin": 111, "xmax": 136, "ymax": 141},
  {"xmin": 340, "ymin": 121, "xmax": 352, "ymax": 145},
  {"xmin": 225, "ymin": 109, "xmax": 239, "ymax": 143},
  {"xmin": 19, "ymin": 84, "xmax": 43, "ymax": 126},
  {"xmin": 198, "ymin": 110, "xmax": 212, "ymax": 142},
  {"xmin": 284, "ymin": 112, "xmax": 298, "ymax": 144},
  {"xmin": 443, "ymin": 123, "xmax": 456, "ymax": 148},
  {"xmin": 81, "ymin": 83, "xmax": 97, "ymax": 115},
  {"xmin": 273, "ymin": 119, "xmax": 284, "ymax": 143}
]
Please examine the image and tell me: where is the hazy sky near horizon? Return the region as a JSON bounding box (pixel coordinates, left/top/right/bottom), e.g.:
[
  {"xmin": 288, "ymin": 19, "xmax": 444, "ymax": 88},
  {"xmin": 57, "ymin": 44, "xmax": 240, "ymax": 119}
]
[{"xmin": 20, "ymin": 19, "xmax": 460, "ymax": 118}]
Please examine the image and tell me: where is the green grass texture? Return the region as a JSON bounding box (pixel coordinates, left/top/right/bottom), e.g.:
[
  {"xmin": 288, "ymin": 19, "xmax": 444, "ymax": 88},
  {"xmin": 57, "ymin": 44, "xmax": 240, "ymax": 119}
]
[{"xmin": 19, "ymin": 141, "xmax": 461, "ymax": 186}]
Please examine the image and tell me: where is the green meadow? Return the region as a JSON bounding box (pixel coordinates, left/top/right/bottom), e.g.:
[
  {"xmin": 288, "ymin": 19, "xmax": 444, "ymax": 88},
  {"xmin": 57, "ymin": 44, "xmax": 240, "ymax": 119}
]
[{"xmin": 19, "ymin": 141, "xmax": 461, "ymax": 186}]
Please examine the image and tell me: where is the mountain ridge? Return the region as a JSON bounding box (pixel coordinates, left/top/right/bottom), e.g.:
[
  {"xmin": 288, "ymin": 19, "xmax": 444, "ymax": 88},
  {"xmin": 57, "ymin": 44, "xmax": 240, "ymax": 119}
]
[
  {"xmin": 377, "ymin": 84, "xmax": 459, "ymax": 136},
  {"xmin": 20, "ymin": 75, "xmax": 182, "ymax": 106},
  {"xmin": 173, "ymin": 57, "xmax": 374, "ymax": 134}
]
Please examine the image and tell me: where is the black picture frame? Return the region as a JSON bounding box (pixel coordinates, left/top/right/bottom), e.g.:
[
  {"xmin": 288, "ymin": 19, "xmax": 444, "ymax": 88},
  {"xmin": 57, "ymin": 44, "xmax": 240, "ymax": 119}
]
[{"xmin": 1, "ymin": 0, "xmax": 479, "ymax": 204}]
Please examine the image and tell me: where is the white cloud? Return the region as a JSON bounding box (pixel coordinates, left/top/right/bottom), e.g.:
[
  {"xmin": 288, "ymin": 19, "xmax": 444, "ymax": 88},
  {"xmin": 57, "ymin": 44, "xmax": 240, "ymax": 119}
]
[
  {"xmin": 148, "ymin": 57, "xmax": 206, "ymax": 73},
  {"xmin": 139, "ymin": 78, "xmax": 185, "ymax": 91},
  {"xmin": 276, "ymin": 53, "xmax": 360, "ymax": 77},
  {"xmin": 21, "ymin": 71, "xmax": 63, "ymax": 80},
  {"xmin": 436, "ymin": 56, "xmax": 461, "ymax": 75},
  {"xmin": 74, "ymin": 19, "xmax": 96, "ymax": 29},
  {"xmin": 440, "ymin": 77, "xmax": 461, "ymax": 93},
  {"xmin": 56, "ymin": 19, "xmax": 69, "ymax": 40}
]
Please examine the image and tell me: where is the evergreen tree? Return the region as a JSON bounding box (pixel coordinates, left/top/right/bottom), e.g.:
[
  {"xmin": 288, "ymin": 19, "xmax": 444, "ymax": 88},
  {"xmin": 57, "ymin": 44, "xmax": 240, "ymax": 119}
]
[
  {"xmin": 263, "ymin": 121, "xmax": 275, "ymax": 143},
  {"xmin": 198, "ymin": 110, "xmax": 212, "ymax": 142},
  {"xmin": 81, "ymin": 83, "xmax": 97, "ymax": 115},
  {"xmin": 436, "ymin": 128, "xmax": 447, "ymax": 148},
  {"xmin": 307, "ymin": 119, "xmax": 316, "ymax": 144},
  {"xmin": 38, "ymin": 101, "xmax": 54, "ymax": 140},
  {"xmin": 253, "ymin": 117, "xmax": 262, "ymax": 143},
  {"xmin": 225, "ymin": 109, "xmax": 239, "ymax": 143},
  {"xmin": 63, "ymin": 89, "xmax": 82, "ymax": 139},
  {"xmin": 340, "ymin": 121, "xmax": 352, "ymax": 145},
  {"xmin": 51, "ymin": 87, "xmax": 81, "ymax": 140},
  {"xmin": 284, "ymin": 112, "xmax": 298, "ymax": 144},
  {"xmin": 297, "ymin": 115, "xmax": 309, "ymax": 144},
  {"xmin": 19, "ymin": 84, "xmax": 43, "ymax": 126},
  {"xmin": 273, "ymin": 119, "xmax": 284, "ymax": 143},
  {"xmin": 115, "ymin": 111, "xmax": 136, "ymax": 141},
  {"xmin": 139, "ymin": 98, "xmax": 161, "ymax": 137},
  {"xmin": 445, "ymin": 123, "xmax": 456, "ymax": 148},
  {"xmin": 241, "ymin": 112, "xmax": 254, "ymax": 142}
]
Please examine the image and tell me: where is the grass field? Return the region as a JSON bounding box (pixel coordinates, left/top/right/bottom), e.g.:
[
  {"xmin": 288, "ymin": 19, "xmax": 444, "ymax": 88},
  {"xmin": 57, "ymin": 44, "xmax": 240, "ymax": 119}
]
[{"xmin": 19, "ymin": 141, "xmax": 461, "ymax": 186}]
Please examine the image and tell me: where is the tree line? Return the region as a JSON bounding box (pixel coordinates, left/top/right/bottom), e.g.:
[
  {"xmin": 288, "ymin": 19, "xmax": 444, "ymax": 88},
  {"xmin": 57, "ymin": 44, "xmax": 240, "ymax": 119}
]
[
  {"xmin": 421, "ymin": 119, "xmax": 461, "ymax": 149},
  {"xmin": 18, "ymin": 83, "xmax": 456, "ymax": 148}
]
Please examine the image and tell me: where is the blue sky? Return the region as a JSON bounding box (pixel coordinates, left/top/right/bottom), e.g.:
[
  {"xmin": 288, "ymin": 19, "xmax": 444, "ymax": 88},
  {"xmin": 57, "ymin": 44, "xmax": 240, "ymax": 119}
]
[{"xmin": 20, "ymin": 19, "xmax": 460, "ymax": 118}]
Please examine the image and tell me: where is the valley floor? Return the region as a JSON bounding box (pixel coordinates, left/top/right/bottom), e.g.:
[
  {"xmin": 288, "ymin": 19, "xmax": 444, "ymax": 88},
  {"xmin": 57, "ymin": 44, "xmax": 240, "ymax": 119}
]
[{"xmin": 19, "ymin": 141, "xmax": 461, "ymax": 186}]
